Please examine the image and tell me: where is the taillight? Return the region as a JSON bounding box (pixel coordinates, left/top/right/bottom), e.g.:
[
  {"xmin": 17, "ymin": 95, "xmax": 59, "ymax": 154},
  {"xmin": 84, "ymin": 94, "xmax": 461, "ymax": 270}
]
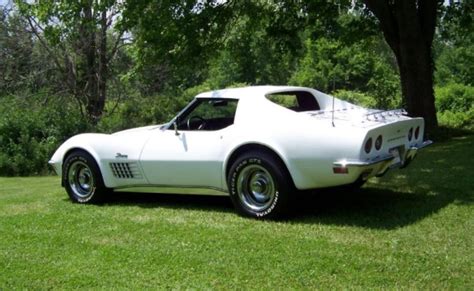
[
  {"xmin": 375, "ymin": 135, "xmax": 383, "ymax": 150},
  {"xmin": 408, "ymin": 128, "xmax": 413, "ymax": 141},
  {"xmin": 415, "ymin": 126, "xmax": 420, "ymax": 140},
  {"xmin": 364, "ymin": 138, "xmax": 373, "ymax": 154}
]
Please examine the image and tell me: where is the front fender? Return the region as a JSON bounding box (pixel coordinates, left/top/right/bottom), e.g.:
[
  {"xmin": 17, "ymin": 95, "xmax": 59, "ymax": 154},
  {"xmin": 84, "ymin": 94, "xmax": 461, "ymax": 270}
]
[{"xmin": 49, "ymin": 133, "xmax": 110, "ymax": 178}]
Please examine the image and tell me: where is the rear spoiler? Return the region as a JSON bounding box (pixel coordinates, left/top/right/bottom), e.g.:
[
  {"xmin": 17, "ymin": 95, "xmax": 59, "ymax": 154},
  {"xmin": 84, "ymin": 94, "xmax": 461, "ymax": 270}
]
[{"xmin": 365, "ymin": 109, "xmax": 407, "ymax": 121}]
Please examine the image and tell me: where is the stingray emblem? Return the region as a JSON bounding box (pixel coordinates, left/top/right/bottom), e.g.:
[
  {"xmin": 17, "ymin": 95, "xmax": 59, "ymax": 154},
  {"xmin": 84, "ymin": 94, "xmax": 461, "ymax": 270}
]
[{"xmin": 115, "ymin": 153, "xmax": 128, "ymax": 159}]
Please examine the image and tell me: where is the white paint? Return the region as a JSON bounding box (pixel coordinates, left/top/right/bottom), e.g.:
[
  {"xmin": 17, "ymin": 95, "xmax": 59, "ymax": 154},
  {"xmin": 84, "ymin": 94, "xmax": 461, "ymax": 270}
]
[{"xmin": 49, "ymin": 85, "xmax": 427, "ymax": 192}]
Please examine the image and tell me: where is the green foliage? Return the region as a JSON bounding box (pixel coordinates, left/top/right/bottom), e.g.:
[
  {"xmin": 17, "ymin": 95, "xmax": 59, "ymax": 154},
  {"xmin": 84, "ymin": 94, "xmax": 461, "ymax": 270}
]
[
  {"xmin": 333, "ymin": 90, "xmax": 378, "ymax": 108},
  {"xmin": 0, "ymin": 93, "xmax": 87, "ymax": 176},
  {"xmin": 290, "ymin": 37, "xmax": 400, "ymax": 109},
  {"xmin": 2, "ymin": 0, "xmax": 473, "ymax": 176},
  {"xmin": 435, "ymin": 1, "xmax": 473, "ymax": 87},
  {"xmin": 438, "ymin": 0, "xmax": 474, "ymax": 46},
  {"xmin": 437, "ymin": 109, "xmax": 474, "ymax": 130},
  {"xmin": 435, "ymin": 44, "xmax": 474, "ymax": 86},
  {"xmin": 97, "ymin": 82, "xmax": 252, "ymax": 133},
  {"xmin": 205, "ymin": 2, "xmax": 302, "ymax": 88},
  {"xmin": 121, "ymin": 0, "xmax": 232, "ymax": 92},
  {"xmin": 435, "ymin": 83, "xmax": 474, "ymax": 112},
  {"xmin": 435, "ymin": 83, "xmax": 474, "ymax": 129},
  {"xmin": 97, "ymin": 84, "xmax": 210, "ymax": 133}
]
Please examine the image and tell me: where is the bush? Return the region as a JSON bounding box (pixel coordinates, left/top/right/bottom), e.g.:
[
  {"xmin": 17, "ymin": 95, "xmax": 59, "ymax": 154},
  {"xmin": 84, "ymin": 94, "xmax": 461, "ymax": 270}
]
[
  {"xmin": 97, "ymin": 82, "xmax": 252, "ymax": 134},
  {"xmin": 290, "ymin": 37, "xmax": 401, "ymax": 109},
  {"xmin": 333, "ymin": 90, "xmax": 378, "ymax": 108},
  {"xmin": 435, "ymin": 83, "xmax": 474, "ymax": 129},
  {"xmin": 96, "ymin": 85, "xmax": 205, "ymax": 133},
  {"xmin": 437, "ymin": 109, "xmax": 474, "ymax": 129},
  {"xmin": 435, "ymin": 44, "xmax": 474, "ymax": 86},
  {"xmin": 435, "ymin": 83, "xmax": 474, "ymax": 112},
  {"xmin": 0, "ymin": 93, "xmax": 87, "ymax": 176}
]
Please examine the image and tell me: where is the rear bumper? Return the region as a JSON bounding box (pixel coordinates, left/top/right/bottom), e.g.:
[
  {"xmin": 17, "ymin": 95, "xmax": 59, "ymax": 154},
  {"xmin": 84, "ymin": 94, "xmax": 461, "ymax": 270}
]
[{"xmin": 333, "ymin": 140, "xmax": 432, "ymax": 180}]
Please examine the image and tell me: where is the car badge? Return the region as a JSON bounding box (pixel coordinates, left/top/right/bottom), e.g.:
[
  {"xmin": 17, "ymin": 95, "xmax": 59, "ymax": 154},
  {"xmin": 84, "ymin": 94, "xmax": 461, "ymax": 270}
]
[{"xmin": 115, "ymin": 153, "xmax": 128, "ymax": 159}]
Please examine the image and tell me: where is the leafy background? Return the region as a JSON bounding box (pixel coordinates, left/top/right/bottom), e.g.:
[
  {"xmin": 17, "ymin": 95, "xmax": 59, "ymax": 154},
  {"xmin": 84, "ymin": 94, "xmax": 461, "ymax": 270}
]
[{"xmin": 0, "ymin": 1, "xmax": 473, "ymax": 175}]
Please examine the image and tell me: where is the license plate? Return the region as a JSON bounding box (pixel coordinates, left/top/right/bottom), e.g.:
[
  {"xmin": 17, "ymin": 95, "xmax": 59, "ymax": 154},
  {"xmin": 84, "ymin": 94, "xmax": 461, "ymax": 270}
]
[{"xmin": 390, "ymin": 148, "xmax": 401, "ymax": 165}]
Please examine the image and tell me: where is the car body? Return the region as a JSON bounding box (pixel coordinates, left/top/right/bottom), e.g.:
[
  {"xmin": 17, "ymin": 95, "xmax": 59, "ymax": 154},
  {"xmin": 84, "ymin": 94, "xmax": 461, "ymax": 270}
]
[{"xmin": 49, "ymin": 85, "xmax": 432, "ymax": 218}]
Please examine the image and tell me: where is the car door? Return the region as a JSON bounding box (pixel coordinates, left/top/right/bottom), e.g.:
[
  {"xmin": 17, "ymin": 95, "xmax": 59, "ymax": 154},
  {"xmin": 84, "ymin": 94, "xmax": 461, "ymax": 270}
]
[{"xmin": 139, "ymin": 98, "xmax": 238, "ymax": 190}]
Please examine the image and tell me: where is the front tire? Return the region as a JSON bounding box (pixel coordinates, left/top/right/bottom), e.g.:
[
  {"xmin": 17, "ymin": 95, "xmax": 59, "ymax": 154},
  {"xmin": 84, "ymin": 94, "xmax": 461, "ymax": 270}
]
[
  {"xmin": 63, "ymin": 151, "xmax": 107, "ymax": 203},
  {"xmin": 227, "ymin": 151, "xmax": 294, "ymax": 219}
]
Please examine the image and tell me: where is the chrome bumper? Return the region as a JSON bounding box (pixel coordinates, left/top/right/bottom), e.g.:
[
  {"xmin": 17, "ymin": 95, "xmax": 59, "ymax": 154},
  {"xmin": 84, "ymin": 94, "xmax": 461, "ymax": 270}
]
[
  {"xmin": 333, "ymin": 140, "xmax": 432, "ymax": 179},
  {"xmin": 48, "ymin": 159, "xmax": 61, "ymax": 176}
]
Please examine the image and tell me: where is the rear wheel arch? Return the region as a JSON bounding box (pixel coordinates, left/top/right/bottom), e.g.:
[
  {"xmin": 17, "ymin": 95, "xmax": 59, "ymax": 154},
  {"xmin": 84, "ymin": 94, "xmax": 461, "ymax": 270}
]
[
  {"xmin": 226, "ymin": 146, "xmax": 297, "ymax": 218},
  {"xmin": 225, "ymin": 143, "xmax": 295, "ymax": 188}
]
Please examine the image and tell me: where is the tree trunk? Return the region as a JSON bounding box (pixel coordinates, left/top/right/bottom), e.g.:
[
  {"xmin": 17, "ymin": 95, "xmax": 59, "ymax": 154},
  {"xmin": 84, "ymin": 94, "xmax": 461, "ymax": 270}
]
[
  {"xmin": 82, "ymin": 2, "xmax": 101, "ymax": 124},
  {"xmin": 397, "ymin": 37, "xmax": 438, "ymax": 133},
  {"xmin": 364, "ymin": 0, "xmax": 440, "ymax": 134},
  {"xmin": 97, "ymin": 9, "xmax": 107, "ymax": 122}
]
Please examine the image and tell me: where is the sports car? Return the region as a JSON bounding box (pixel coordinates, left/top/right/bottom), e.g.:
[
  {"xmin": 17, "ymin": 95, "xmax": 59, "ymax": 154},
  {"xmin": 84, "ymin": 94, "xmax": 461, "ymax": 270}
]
[{"xmin": 49, "ymin": 86, "xmax": 432, "ymax": 218}]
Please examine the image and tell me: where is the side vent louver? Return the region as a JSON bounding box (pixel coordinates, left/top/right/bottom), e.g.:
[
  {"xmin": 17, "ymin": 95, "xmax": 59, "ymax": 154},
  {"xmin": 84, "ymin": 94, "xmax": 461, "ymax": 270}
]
[{"xmin": 110, "ymin": 162, "xmax": 142, "ymax": 179}]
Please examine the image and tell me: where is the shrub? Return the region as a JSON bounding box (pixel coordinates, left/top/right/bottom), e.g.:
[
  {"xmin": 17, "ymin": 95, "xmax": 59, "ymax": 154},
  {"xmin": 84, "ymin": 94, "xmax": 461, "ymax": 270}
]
[
  {"xmin": 435, "ymin": 83, "xmax": 474, "ymax": 112},
  {"xmin": 437, "ymin": 109, "xmax": 474, "ymax": 129},
  {"xmin": 333, "ymin": 90, "xmax": 378, "ymax": 108},
  {"xmin": 435, "ymin": 83, "xmax": 474, "ymax": 129},
  {"xmin": 0, "ymin": 93, "xmax": 87, "ymax": 176}
]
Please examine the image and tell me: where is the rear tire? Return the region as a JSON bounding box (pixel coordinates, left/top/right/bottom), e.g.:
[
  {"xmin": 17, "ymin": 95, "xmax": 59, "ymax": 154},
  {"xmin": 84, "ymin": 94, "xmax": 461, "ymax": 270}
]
[
  {"xmin": 227, "ymin": 150, "xmax": 294, "ymax": 219},
  {"xmin": 63, "ymin": 151, "xmax": 107, "ymax": 203}
]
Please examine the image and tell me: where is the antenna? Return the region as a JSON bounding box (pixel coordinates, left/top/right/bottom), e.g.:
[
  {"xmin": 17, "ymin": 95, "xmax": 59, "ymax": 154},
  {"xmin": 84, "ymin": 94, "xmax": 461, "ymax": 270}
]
[{"xmin": 332, "ymin": 79, "xmax": 335, "ymax": 127}]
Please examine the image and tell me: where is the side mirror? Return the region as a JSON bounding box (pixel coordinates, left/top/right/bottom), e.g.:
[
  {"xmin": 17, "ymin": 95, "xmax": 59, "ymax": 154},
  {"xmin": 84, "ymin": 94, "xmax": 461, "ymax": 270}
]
[{"xmin": 173, "ymin": 121, "xmax": 180, "ymax": 136}]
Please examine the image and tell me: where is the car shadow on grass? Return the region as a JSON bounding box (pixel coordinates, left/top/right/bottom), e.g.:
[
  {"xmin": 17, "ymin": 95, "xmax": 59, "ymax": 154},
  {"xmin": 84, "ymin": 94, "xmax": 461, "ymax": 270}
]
[
  {"xmin": 104, "ymin": 191, "xmax": 235, "ymax": 214},
  {"xmin": 289, "ymin": 186, "xmax": 462, "ymax": 229},
  {"xmin": 101, "ymin": 183, "xmax": 465, "ymax": 230}
]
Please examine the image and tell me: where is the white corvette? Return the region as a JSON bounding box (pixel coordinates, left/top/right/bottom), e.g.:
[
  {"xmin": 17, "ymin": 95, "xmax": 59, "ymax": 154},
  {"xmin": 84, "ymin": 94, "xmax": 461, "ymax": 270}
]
[{"xmin": 49, "ymin": 86, "xmax": 432, "ymax": 218}]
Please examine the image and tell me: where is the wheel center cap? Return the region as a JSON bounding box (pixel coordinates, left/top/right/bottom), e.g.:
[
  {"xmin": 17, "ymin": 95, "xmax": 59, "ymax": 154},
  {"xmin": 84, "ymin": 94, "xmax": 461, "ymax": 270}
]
[
  {"xmin": 251, "ymin": 180, "xmax": 266, "ymax": 194},
  {"xmin": 79, "ymin": 174, "xmax": 89, "ymax": 185}
]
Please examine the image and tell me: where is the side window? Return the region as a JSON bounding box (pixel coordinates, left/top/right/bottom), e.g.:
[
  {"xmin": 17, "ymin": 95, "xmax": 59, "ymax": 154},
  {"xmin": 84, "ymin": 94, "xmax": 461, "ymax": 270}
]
[
  {"xmin": 266, "ymin": 91, "xmax": 320, "ymax": 112},
  {"xmin": 175, "ymin": 99, "xmax": 238, "ymax": 131}
]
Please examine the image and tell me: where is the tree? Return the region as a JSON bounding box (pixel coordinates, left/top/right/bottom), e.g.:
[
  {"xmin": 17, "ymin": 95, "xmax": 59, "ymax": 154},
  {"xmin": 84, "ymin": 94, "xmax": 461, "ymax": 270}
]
[
  {"xmin": 363, "ymin": 0, "xmax": 442, "ymax": 133},
  {"xmin": 121, "ymin": 0, "xmax": 233, "ymax": 93},
  {"xmin": 435, "ymin": 0, "xmax": 474, "ymax": 86},
  {"xmin": 16, "ymin": 0, "xmax": 126, "ymax": 123},
  {"xmin": 205, "ymin": 1, "xmax": 306, "ymax": 88},
  {"xmin": 0, "ymin": 7, "xmax": 33, "ymax": 94}
]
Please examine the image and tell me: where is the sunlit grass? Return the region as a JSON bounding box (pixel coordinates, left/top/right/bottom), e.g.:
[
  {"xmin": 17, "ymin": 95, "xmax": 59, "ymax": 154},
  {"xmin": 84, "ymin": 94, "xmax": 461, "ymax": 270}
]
[{"xmin": 0, "ymin": 135, "xmax": 473, "ymax": 289}]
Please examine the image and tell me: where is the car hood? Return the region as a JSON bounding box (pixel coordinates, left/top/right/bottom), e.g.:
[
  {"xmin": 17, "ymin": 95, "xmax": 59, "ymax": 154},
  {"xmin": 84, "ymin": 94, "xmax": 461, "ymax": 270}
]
[{"xmin": 112, "ymin": 124, "xmax": 164, "ymax": 136}]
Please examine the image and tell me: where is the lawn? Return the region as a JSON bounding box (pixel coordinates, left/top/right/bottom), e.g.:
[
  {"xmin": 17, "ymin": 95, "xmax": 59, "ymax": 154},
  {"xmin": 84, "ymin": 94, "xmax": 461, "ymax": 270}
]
[{"xmin": 1, "ymin": 135, "xmax": 473, "ymax": 289}]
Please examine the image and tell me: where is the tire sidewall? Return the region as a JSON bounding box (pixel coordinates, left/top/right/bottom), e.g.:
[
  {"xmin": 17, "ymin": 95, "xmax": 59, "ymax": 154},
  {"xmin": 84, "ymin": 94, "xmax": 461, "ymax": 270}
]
[
  {"xmin": 228, "ymin": 153, "xmax": 290, "ymax": 218},
  {"xmin": 63, "ymin": 152, "xmax": 102, "ymax": 203}
]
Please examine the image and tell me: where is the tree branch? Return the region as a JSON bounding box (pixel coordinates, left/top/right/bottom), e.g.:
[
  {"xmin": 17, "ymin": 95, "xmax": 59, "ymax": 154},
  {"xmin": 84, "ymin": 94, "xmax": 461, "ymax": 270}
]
[
  {"xmin": 25, "ymin": 16, "xmax": 66, "ymax": 73},
  {"xmin": 107, "ymin": 29, "xmax": 126, "ymax": 64}
]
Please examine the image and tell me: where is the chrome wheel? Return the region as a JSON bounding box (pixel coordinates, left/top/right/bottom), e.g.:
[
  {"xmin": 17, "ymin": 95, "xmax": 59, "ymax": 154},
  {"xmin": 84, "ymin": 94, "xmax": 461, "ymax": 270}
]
[
  {"xmin": 237, "ymin": 165, "xmax": 276, "ymax": 212},
  {"xmin": 68, "ymin": 161, "xmax": 95, "ymax": 198}
]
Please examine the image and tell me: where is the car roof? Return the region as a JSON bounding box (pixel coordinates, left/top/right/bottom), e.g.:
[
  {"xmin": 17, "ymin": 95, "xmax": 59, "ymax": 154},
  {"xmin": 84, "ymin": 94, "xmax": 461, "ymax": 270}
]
[{"xmin": 195, "ymin": 85, "xmax": 314, "ymax": 99}]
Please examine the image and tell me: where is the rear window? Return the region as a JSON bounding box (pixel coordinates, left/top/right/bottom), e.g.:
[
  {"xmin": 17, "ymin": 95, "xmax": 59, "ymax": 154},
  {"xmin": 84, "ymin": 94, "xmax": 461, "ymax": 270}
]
[{"xmin": 266, "ymin": 91, "xmax": 320, "ymax": 112}]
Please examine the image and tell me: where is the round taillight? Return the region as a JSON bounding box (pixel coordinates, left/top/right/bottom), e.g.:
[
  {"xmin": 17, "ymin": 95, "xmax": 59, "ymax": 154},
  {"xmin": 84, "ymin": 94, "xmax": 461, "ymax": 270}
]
[
  {"xmin": 415, "ymin": 126, "xmax": 420, "ymax": 140},
  {"xmin": 408, "ymin": 128, "xmax": 413, "ymax": 141},
  {"xmin": 364, "ymin": 138, "xmax": 373, "ymax": 154},
  {"xmin": 375, "ymin": 135, "xmax": 383, "ymax": 150}
]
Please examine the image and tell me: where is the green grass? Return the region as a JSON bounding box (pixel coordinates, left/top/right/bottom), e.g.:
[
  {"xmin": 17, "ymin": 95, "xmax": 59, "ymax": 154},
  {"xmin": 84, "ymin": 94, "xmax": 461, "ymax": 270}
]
[{"xmin": 1, "ymin": 135, "xmax": 473, "ymax": 289}]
